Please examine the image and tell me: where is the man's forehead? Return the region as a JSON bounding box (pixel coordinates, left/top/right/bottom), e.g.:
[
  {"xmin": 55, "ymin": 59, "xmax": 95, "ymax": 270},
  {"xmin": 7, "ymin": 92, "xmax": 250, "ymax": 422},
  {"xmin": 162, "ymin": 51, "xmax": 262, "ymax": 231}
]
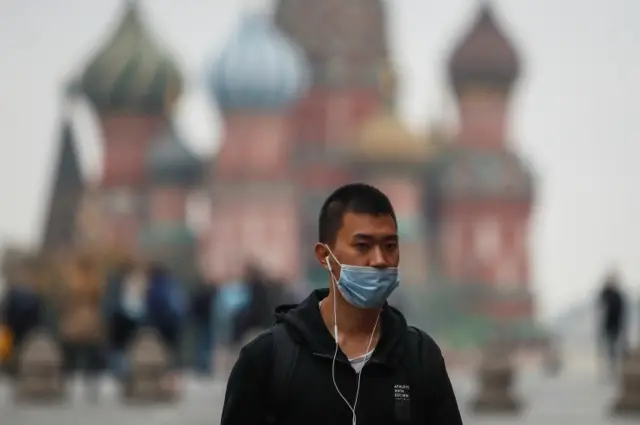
[{"xmin": 340, "ymin": 212, "xmax": 397, "ymax": 238}]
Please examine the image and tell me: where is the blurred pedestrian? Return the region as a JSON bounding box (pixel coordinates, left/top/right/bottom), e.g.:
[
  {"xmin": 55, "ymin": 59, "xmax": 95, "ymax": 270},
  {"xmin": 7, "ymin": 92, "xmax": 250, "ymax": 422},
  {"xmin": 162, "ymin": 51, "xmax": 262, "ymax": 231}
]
[
  {"xmin": 0, "ymin": 259, "xmax": 44, "ymax": 376},
  {"xmin": 598, "ymin": 269, "xmax": 627, "ymax": 378},
  {"xmin": 191, "ymin": 279, "xmax": 217, "ymax": 376},
  {"xmin": 146, "ymin": 262, "xmax": 187, "ymax": 391},
  {"xmin": 232, "ymin": 264, "xmax": 270, "ymax": 344},
  {"xmin": 102, "ymin": 256, "xmax": 146, "ymax": 379},
  {"xmin": 214, "ymin": 278, "xmax": 250, "ymax": 375},
  {"xmin": 58, "ymin": 253, "xmax": 105, "ymax": 402}
]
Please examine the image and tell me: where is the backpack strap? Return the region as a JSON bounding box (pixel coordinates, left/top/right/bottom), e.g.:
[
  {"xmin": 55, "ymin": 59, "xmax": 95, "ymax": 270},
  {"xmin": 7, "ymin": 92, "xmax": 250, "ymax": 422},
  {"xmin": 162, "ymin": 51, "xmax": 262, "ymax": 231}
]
[
  {"xmin": 407, "ymin": 326, "xmax": 427, "ymax": 400},
  {"xmin": 266, "ymin": 323, "xmax": 299, "ymax": 425}
]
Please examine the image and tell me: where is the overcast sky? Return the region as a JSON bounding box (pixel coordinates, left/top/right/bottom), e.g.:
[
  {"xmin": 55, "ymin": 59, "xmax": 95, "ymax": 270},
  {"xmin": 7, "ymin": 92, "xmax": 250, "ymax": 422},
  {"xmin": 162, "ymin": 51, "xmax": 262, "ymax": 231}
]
[{"xmin": 0, "ymin": 0, "xmax": 639, "ymax": 319}]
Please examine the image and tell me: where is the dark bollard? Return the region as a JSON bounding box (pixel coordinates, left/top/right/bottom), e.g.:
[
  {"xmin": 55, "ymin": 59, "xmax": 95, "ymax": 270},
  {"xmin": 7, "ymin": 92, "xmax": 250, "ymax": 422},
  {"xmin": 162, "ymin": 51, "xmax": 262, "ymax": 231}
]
[
  {"xmin": 122, "ymin": 328, "xmax": 179, "ymax": 404},
  {"xmin": 611, "ymin": 347, "xmax": 640, "ymax": 416},
  {"xmin": 13, "ymin": 329, "xmax": 66, "ymax": 404},
  {"xmin": 470, "ymin": 343, "xmax": 522, "ymax": 414}
]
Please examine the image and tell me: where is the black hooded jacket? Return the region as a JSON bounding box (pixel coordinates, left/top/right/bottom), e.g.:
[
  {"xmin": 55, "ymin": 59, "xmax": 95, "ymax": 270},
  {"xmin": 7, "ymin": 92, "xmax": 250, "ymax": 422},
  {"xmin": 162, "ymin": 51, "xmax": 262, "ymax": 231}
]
[{"xmin": 221, "ymin": 289, "xmax": 462, "ymax": 425}]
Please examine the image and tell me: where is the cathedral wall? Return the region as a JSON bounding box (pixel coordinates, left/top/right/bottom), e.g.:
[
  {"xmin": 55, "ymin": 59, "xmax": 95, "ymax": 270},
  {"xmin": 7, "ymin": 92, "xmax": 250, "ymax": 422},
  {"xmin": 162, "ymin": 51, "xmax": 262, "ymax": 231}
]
[
  {"xmin": 216, "ymin": 114, "xmax": 292, "ymax": 180},
  {"xmin": 99, "ymin": 114, "xmax": 165, "ymax": 187},
  {"xmin": 441, "ymin": 200, "xmax": 530, "ymax": 283},
  {"xmin": 149, "ymin": 187, "xmax": 188, "ymax": 223},
  {"xmin": 457, "ymin": 88, "xmax": 509, "ymax": 150},
  {"xmin": 292, "ymin": 88, "xmax": 380, "ymax": 146}
]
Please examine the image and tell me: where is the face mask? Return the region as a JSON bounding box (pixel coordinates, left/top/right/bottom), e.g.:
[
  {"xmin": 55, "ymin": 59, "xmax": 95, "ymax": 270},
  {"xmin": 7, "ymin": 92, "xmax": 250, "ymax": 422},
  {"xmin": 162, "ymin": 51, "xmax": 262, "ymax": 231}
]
[{"xmin": 324, "ymin": 246, "xmax": 400, "ymax": 309}]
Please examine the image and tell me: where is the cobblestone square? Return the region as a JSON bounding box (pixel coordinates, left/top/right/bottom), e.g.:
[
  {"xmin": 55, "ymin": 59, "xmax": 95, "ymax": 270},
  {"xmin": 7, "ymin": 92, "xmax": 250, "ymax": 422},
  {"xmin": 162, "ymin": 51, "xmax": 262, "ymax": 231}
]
[{"xmin": 1, "ymin": 366, "xmax": 636, "ymax": 425}]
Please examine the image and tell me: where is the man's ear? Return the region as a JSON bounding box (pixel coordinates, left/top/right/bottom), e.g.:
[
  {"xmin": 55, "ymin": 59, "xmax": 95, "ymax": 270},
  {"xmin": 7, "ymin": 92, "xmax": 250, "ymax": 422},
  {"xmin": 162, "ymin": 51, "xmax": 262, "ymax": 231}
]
[{"xmin": 314, "ymin": 243, "xmax": 330, "ymax": 269}]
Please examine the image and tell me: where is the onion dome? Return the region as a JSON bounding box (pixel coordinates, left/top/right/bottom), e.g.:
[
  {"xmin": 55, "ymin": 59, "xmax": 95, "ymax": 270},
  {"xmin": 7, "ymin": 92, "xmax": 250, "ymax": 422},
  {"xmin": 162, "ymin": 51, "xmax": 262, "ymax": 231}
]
[
  {"xmin": 148, "ymin": 123, "xmax": 201, "ymax": 186},
  {"xmin": 358, "ymin": 116, "xmax": 431, "ymax": 161},
  {"xmin": 80, "ymin": 1, "xmax": 183, "ymax": 114},
  {"xmin": 447, "ymin": 3, "xmax": 520, "ymax": 90},
  {"xmin": 356, "ymin": 60, "xmax": 431, "ymax": 161},
  {"xmin": 274, "ymin": 0, "xmax": 387, "ymax": 61},
  {"xmin": 208, "ymin": 11, "xmax": 309, "ymax": 112}
]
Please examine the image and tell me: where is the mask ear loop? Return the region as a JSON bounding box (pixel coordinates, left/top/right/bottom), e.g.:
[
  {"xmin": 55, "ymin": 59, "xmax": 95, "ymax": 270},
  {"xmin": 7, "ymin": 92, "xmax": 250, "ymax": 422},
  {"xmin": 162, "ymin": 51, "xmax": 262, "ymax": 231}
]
[
  {"xmin": 326, "ymin": 254, "xmax": 380, "ymax": 425},
  {"xmin": 325, "ymin": 255, "xmax": 339, "ymax": 341}
]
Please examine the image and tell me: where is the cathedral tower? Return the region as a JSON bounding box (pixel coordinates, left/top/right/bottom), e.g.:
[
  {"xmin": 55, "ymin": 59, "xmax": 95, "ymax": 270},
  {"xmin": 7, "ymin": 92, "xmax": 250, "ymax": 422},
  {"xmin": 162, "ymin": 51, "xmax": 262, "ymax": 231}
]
[
  {"xmin": 141, "ymin": 123, "xmax": 201, "ymax": 281},
  {"xmin": 78, "ymin": 0, "xmax": 183, "ymax": 250},
  {"xmin": 433, "ymin": 3, "xmax": 535, "ymax": 329},
  {"xmin": 274, "ymin": 0, "xmax": 389, "ymax": 157},
  {"xmin": 352, "ymin": 60, "xmax": 434, "ymax": 286},
  {"xmin": 203, "ymin": 5, "xmax": 309, "ymax": 284},
  {"xmin": 274, "ymin": 0, "xmax": 392, "ymax": 285}
]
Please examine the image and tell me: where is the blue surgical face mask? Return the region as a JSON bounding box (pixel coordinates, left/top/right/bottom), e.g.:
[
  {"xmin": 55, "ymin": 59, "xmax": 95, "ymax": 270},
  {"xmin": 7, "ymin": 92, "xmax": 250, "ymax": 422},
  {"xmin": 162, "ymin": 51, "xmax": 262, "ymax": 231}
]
[{"xmin": 324, "ymin": 246, "xmax": 400, "ymax": 309}]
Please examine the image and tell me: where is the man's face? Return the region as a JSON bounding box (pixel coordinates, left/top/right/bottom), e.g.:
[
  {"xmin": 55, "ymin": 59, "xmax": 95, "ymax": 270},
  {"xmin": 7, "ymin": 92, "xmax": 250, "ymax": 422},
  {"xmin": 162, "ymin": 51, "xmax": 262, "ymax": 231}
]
[{"xmin": 323, "ymin": 212, "xmax": 399, "ymax": 271}]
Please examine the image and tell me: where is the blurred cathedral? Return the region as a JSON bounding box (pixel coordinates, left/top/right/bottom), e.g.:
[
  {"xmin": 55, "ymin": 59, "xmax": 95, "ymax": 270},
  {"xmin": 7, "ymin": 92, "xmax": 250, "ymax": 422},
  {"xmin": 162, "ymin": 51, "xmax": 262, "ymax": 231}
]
[{"xmin": 39, "ymin": 0, "xmax": 537, "ymax": 344}]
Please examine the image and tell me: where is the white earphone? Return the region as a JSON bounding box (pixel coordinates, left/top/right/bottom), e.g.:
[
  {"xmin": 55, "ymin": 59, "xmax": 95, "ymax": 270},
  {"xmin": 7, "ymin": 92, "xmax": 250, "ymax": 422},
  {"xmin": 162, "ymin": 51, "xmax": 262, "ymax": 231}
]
[{"xmin": 325, "ymin": 254, "xmax": 380, "ymax": 425}]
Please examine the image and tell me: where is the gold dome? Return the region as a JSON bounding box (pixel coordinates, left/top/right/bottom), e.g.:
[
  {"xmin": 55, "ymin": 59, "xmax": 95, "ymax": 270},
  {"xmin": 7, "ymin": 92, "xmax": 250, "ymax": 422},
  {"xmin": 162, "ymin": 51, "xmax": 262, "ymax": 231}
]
[
  {"xmin": 354, "ymin": 58, "xmax": 432, "ymax": 161},
  {"xmin": 356, "ymin": 113, "xmax": 431, "ymax": 161}
]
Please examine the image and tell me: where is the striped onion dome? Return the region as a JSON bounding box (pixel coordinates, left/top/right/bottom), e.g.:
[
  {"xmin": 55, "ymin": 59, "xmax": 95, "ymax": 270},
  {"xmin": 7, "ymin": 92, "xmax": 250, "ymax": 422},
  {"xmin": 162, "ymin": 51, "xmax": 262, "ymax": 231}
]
[
  {"xmin": 148, "ymin": 122, "xmax": 201, "ymax": 186},
  {"xmin": 208, "ymin": 11, "xmax": 309, "ymax": 112},
  {"xmin": 80, "ymin": 1, "xmax": 183, "ymax": 114}
]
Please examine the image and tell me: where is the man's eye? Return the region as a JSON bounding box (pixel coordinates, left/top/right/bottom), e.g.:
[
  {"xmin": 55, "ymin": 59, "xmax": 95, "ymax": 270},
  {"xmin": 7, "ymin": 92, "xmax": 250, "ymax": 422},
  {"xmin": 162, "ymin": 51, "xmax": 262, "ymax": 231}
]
[{"xmin": 355, "ymin": 243, "xmax": 370, "ymax": 251}]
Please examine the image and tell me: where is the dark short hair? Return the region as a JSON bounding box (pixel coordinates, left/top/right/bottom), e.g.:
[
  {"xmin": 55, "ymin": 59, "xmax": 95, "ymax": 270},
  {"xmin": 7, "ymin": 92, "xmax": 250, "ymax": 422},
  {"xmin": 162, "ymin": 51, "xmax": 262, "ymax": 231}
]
[{"xmin": 318, "ymin": 183, "xmax": 397, "ymax": 246}]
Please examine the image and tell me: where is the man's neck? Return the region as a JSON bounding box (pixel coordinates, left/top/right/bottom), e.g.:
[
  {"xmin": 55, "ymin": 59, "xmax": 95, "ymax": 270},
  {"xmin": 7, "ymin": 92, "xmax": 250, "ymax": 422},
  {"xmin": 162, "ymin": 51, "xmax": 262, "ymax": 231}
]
[{"xmin": 320, "ymin": 290, "xmax": 380, "ymax": 337}]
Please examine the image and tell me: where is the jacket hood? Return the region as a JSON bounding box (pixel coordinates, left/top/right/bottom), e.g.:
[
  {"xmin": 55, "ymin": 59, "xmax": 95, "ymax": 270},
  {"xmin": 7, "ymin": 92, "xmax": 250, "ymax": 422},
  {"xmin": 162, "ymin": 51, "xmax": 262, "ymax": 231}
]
[{"xmin": 274, "ymin": 288, "xmax": 409, "ymax": 366}]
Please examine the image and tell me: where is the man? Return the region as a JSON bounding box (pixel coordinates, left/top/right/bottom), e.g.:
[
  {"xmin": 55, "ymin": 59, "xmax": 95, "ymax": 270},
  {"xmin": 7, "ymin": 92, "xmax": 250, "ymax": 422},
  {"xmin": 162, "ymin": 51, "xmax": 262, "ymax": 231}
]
[
  {"xmin": 221, "ymin": 183, "xmax": 462, "ymax": 425},
  {"xmin": 598, "ymin": 270, "xmax": 627, "ymax": 376}
]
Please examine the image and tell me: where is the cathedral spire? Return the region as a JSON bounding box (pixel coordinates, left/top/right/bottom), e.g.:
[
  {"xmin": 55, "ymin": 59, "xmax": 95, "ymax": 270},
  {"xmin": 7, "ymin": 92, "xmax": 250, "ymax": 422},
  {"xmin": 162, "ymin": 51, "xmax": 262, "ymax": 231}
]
[
  {"xmin": 447, "ymin": 2, "xmax": 520, "ymax": 92},
  {"xmin": 40, "ymin": 89, "xmax": 84, "ymax": 253}
]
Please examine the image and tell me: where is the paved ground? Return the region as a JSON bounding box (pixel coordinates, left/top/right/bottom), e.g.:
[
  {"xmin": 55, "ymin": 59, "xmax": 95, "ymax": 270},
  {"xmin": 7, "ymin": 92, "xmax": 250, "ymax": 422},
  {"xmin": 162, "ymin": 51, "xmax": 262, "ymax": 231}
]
[
  {"xmin": 0, "ymin": 367, "xmax": 637, "ymax": 425},
  {"xmin": 456, "ymin": 370, "xmax": 635, "ymax": 425}
]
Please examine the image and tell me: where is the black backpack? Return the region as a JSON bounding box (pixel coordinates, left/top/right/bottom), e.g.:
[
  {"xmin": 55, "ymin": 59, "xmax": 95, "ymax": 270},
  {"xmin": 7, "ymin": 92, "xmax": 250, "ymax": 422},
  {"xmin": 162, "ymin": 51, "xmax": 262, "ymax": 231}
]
[{"xmin": 266, "ymin": 324, "xmax": 427, "ymax": 424}]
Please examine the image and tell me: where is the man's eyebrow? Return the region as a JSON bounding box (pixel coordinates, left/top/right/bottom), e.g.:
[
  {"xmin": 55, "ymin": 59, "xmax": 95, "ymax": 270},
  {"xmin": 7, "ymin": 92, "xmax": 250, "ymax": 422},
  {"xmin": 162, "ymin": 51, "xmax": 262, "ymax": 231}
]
[{"xmin": 352, "ymin": 233, "xmax": 398, "ymax": 240}]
